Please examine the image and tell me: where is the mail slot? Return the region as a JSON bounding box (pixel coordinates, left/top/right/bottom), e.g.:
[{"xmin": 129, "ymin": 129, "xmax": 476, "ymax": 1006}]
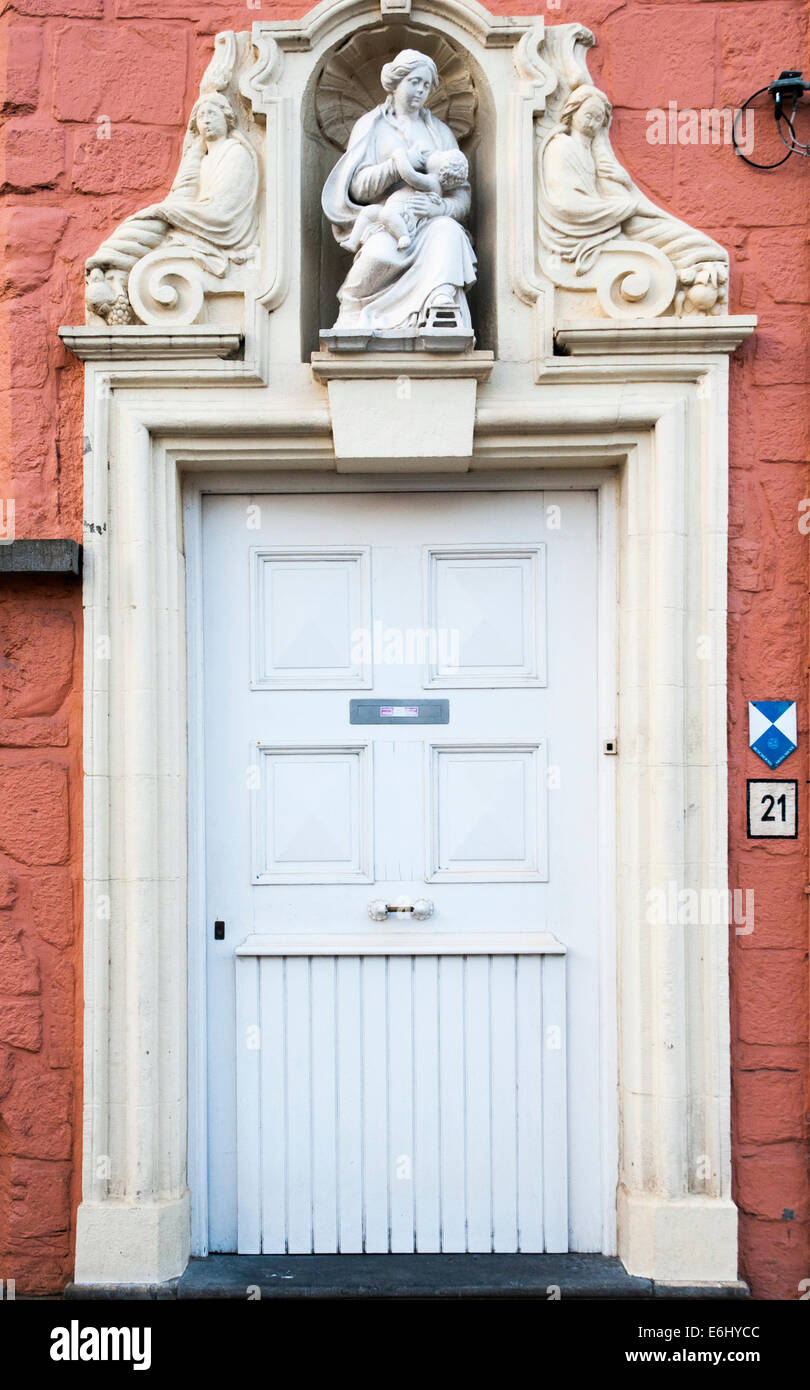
[{"xmin": 349, "ymin": 699, "xmax": 450, "ymax": 725}]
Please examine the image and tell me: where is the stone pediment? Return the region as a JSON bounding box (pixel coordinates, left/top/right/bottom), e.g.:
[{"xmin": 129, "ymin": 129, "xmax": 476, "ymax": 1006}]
[{"xmin": 78, "ymin": 1, "xmax": 732, "ymax": 359}]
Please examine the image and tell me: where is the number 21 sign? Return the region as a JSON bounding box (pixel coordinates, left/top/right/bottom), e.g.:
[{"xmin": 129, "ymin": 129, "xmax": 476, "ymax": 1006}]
[{"xmin": 747, "ymin": 780, "xmax": 798, "ymax": 839}]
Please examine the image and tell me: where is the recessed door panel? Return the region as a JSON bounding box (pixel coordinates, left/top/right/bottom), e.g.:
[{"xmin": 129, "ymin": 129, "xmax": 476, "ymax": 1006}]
[
  {"xmin": 424, "ymin": 544, "xmax": 546, "ymax": 686},
  {"xmin": 250, "ymin": 547, "xmax": 371, "ymax": 688},
  {"xmin": 252, "ymin": 744, "xmax": 373, "ymax": 883},
  {"xmin": 427, "ymin": 743, "xmax": 547, "ymax": 880}
]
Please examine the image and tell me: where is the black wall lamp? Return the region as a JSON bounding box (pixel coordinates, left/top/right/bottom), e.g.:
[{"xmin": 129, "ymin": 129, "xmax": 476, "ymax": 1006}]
[{"xmin": 733, "ymin": 70, "xmax": 810, "ymax": 168}]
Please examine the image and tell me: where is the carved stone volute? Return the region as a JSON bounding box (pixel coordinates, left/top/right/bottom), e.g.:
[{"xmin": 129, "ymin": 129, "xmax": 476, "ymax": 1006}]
[
  {"xmin": 84, "ymin": 31, "xmax": 262, "ymax": 328},
  {"xmin": 535, "ymin": 25, "xmax": 729, "ymax": 319}
]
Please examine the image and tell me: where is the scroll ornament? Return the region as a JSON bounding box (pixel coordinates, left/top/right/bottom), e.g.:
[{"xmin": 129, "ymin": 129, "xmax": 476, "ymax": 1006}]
[
  {"xmin": 84, "ymin": 32, "xmax": 260, "ymax": 327},
  {"xmin": 537, "ymin": 82, "xmax": 729, "ymax": 319}
]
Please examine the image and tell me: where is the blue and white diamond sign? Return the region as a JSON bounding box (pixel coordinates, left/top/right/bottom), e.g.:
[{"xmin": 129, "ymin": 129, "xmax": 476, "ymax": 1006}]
[{"xmin": 748, "ymin": 700, "xmax": 797, "ymax": 769}]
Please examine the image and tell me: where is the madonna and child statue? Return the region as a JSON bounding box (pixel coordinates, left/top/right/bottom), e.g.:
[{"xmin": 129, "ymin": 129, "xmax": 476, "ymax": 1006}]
[{"xmin": 321, "ymin": 49, "xmax": 478, "ymax": 351}]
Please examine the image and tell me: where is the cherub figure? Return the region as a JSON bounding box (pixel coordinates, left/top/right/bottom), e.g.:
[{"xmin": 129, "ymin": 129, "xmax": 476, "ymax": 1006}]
[{"xmin": 347, "ymin": 149, "xmax": 470, "ymax": 253}]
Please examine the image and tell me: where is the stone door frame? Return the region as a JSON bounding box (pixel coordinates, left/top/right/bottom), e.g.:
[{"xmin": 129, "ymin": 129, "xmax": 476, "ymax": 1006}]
[{"xmin": 62, "ymin": 313, "xmax": 753, "ymax": 1284}]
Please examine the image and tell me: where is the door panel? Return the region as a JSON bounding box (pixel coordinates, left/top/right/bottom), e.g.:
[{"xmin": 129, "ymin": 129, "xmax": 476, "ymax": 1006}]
[
  {"xmin": 234, "ymin": 945, "xmax": 567, "ymax": 1254},
  {"xmin": 423, "ymin": 544, "xmax": 547, "ymax": 686},
  {"xmin": 251, "ymin": 743, "xmax": 373, "ymax": 882},
  {"xmin": 427, "ymin": 742, "xmax": 547, "ymax": 880},
  {"xmin": 250, "ymin": 547, "xmax": 371, "ymax": 688}
]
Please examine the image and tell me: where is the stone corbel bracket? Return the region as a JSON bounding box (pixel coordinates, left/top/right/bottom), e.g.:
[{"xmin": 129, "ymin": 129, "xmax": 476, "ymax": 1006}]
[{"xmin": 311, "ymin": 349, "xmax": 494, "ymax": 471}]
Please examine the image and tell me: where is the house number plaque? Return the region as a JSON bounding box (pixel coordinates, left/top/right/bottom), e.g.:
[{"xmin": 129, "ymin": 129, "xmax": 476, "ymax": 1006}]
[{"xmin": 746, "ymin": 779, "xmax": 798, "ymax": 838}]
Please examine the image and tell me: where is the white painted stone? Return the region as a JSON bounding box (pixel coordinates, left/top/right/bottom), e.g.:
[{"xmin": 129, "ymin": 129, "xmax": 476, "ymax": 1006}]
[
  {"xmin": 64, "ymin": 325, "xmax": 753, "ymax": 1285},
  {"xmin": 74, "ymin": 1196, "xmax": 190, "ymax": 1286},
  {"xmin": 85, "ymin": 38, "xmax": 260, "ymax": 329},
  {"xmin": 535, "ymin": 45, "xmax": 728, "ymax": 320},
  {"xmin": 618, "ymin": 1190, "xmax": 739, "ymax": 1283},
  {"xmin": 320, "ymin": 48, "xmax": 477, "ymax": 348},
  {"xmin": 327, "ymin": 377, "xmax": 477, "ymax": 470}
]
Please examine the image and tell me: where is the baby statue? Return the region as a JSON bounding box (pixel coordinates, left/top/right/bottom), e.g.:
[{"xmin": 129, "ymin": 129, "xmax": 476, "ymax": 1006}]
[{"xmin": 347, "ymin": 148, "xmax": 470, "ymax": 253}]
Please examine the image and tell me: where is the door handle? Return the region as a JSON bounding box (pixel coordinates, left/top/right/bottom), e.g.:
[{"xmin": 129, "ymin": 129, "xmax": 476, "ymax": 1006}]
[{"xmin": 367, "ymin": 898, "xmax": 435, "ymax": 923}]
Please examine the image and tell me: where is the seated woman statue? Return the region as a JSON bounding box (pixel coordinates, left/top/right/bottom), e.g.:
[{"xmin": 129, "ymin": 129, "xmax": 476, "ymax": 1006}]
[
  {"xmin": 86, "ymin": 91, "xmax": 259, "ymax": 322},
  {"xmin": 538, "ymin": 84, "xmax": 728, "ymax": 308},
  {"xmin": 322, "ymin": 49, "xmax": 477, "ymax": 340}
]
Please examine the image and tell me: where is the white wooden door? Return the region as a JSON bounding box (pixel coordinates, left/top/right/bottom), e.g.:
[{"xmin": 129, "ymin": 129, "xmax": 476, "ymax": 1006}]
[{"xmin": 202, "ymin": 489, "xmax": 603, "ymax": 1253}]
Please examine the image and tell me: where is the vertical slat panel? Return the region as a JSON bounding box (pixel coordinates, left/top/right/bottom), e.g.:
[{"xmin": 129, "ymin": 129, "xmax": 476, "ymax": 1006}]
[
  {"xmin": 464, "ymin": 954, "xmax": 492, "ymax": 1252},
  {"xmin": 285, "ymin": 957, "xmax": 313, "ymax": 1252},
  {"xmin": 238, "ymin": 947, "xmax": 568, "ymax": 1259},
  {"xmin": 361, "ymin": 955, "xmax": 389, "ymax": 1252},
  {"xmin": 258, "ymin": 958, "xmax": 286, "ymax": 1253},
  {"xmin": 388, "ymin": 956, "xmax": 415, "ymax": 1252},
  {"xmin": 335, "ymin": 956, "xmax": 363, "ymax": 1252},
  {"xmin": 516, "ymin": 954, "xmax": 544, "ymax": 1252},
  {"xmin": 310, "ymin": 956, "xmax": 338, "ymax": 1252},
  {"xmin": 235, "ymin": 957, "xmax": 261, "ymax": 1253},
  {"xmin": 413, "ymin": 956, "xmax": 441, "ymax": 1252},
  {"xmin": 490, "ymin": 955, "xmax": 519, "ymax": 1251},
  {"xmin": 542, "ymin": 954, "xmax": 568, "ymax": 1253},
  {"xmin": 438, "ymin": 955, "xmax": 466, "ymax": 1251}
]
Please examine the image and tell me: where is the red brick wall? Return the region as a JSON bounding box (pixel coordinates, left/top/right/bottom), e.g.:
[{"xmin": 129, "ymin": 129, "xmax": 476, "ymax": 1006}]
[
  {"xmin": 598, "ymin": 0, "xmax": 810, "ymax": 1301},
  {"xmin": 0, "ymin": 579, "xmax": 81, "ymax": 1293},
  {"xmin": 0, "ymin": 0, "xmax": 808, "ymax": 1297}
]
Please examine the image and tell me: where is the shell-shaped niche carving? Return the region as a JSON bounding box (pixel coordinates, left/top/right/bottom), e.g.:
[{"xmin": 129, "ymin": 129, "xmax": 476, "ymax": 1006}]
[{"xmin": 315, "ymin": 25, "xmax": 478, "ymax": 151}]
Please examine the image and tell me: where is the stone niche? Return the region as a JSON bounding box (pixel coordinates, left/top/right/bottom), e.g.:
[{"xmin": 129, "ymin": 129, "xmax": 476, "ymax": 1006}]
[{"xmin": 300, "ymin": 20, "xmax": 497, "ymax": 358}]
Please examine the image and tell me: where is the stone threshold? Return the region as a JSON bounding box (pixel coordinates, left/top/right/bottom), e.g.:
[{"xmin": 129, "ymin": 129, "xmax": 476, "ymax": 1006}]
[{"xmin": 65, "ymin": 1254, "xmax": 750, "ymax": 1301}]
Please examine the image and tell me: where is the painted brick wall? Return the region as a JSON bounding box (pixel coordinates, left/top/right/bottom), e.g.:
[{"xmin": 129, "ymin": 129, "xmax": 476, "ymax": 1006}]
[
  {"xmin": 0, "ymin": 0, "xmax": 807, "ymax": 1297},
  {"xmin": 0, "ymin": 579, "xmax": 81, "ymax": 1293}
]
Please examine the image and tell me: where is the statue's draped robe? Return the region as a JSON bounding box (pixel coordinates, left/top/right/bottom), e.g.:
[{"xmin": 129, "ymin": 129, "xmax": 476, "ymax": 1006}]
[
  {"xmin": 322, "ymin": 103, "xmax": 477, "ymax": 333},
  {"xmin": 538, "ymin": 130, "xmax": 637, "ymax": 273},
  {"xmin": 538, "ymin": 128, "xmax": 727, "ymax": 277},
  {"xmin": 162, "ymin": 133, "xmax": 258, "ymax": 252},
  {"xmin": 87, "ymin": 132, "xmax": 259, "ymax": 273}
]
